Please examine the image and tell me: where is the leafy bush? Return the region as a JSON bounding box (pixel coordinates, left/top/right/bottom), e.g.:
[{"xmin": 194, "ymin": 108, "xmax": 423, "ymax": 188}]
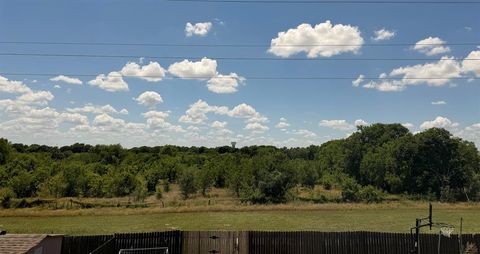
[
  {"xmin": 342, "ymin": 180, "xmax": 385, "ymax": 203},
  {"xmin": 132, "ymin": 176, "xmax": 148, "ymax": 202},
  {"xmin": 439, "ymin": 185, "xmax": 457, "ymax": 203},
  {"xmin": 341, "ymin": 178, "xmax": 361, "ymax": 202},
  {"xmin": 0, "ymin": 187, "xmax": 15, "ymax": 208},
  {"xmin": 179, "ymin": 167, "xmax": 197, "ymax": 199},
  {"xmin": 155, "ymin": 183, "xmax": 163, "ymax": 200},
  {"xmin": 358, "ymin": 185, "xmax": 386, "ymax": 203}
]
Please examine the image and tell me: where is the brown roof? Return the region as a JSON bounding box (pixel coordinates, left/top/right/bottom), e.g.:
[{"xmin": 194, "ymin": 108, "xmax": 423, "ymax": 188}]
[{"xmin": 0, "ymin": 234, "xmax": 60, "ymax": 254}]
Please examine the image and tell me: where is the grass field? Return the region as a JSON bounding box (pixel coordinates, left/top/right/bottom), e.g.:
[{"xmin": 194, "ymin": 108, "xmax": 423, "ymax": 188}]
[{"xmin": 1, "ymin": 202, "xmax": 480, "ymax": 235}]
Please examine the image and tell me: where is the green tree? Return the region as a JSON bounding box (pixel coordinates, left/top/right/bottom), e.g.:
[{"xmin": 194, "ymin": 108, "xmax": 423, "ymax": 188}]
[
  {"xmin": 0, "ymin": 138, "xmax": 11, "ymax": 165},
  {"xmin": 133, "ymin": 175, "xmax": 148, "ymax": 202},
  {"xmin": 179, "ymin": 167, "xmax": 197, "ymax": 199},
  {"xmin": 0, "ymin": 187, "xmax": 15, "ymax": 208},
  {"xmin": 37, "ymin": 173, "xmax": 67, "ymax": 198}
]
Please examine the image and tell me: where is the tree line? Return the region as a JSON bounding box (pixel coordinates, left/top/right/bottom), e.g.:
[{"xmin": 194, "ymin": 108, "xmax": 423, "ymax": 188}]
[{"xmin": 0, "ymin": 124, "xmax": 479, "ymax": 207}]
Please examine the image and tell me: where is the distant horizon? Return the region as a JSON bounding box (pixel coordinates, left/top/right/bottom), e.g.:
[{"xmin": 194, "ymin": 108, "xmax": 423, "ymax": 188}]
[{"xmin": 2, "ymin": 123, "xmax": 477, "ymax": 149}]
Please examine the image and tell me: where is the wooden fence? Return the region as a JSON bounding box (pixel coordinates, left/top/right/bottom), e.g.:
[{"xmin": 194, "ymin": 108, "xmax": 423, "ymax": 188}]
[
  {"xmin": 62, "ymin": 234, "xmax": 113, "ymax": 254},
  {"xmin": 182, "ymin": 231, "xmax": 248, "ymax": 254},
  {"xmin": 62, "ymin": 231, "xmax": 182, "ymax": 254},
  {"xmin": 61, "ymin": 231, "xmax": 480, "ymax": 254}
]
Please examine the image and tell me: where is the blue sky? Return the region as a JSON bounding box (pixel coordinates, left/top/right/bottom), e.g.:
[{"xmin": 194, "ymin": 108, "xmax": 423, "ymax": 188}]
[{"xmin": 0, "ymin": 0, "xmax": 479, "ymax": 147}]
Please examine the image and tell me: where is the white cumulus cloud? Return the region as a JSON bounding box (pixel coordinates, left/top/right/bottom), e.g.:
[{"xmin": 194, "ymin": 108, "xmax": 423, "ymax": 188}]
[
  {"xmin": 372, "ymin": 28, "xmax": 395, "ymax": 41},
  {"xmin": 185, "ymin": 22, "xmax": 212, "ymax": 37},
  {"xmin": 268, "ymin": 20, "xmax": 364, "ymax": 58},
  {"xmin": 50, "ymin": 75, "xmax": 83, "ymax": 85},
  {"xmin": 168, "ymin": 58, "xmax": 217, "ymax": 79},
  {"xmin": 244, "ymin": 122, "xmax": 269, "ymax": 133},
  {"xmin": 135, "ymin": 91, "xmax": 163, "ymax": 107},
  {"xmin": 413, "ymin": 37, "xmax": 451, "ymax": 56},
  {"xmin": 120, "ymin": 61, "xmax": 166, "ymax": 82},
  {"xmin": 362, "ymin": 57, "xmax": 462, "ymax": 92},
  {"xmin": 420, "ymin": 116, "xmax": 459, "ymax": 130},
  {"xmin": 319, "ymin": 120, "xmax": 354, "ymax": 131},
  {"xmin": 17, "ymin": 91, "xmax": 54, "ymax": 105},
  {"xmin": 207, "ymin": 73, "xmax": 245, "ymax": 94},
  {"xmin": 0, "ymin": 75, "xmax": 32, "ymax": 94},
  {"xmin": 431, "ymin": 100, "xmax": 446, "ymax": 105},
  {"xmin": 88, "ymin": 72, "xmax": 129, "ymax": 92},
  {"xmin": 462, "ymin": 50, "xmax": 480, "ymax": 77}
]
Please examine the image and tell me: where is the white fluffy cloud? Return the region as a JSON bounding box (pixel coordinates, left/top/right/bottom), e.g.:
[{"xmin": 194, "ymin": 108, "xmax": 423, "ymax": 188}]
[
  {"xmin": 88, "ymin": 72, "xmax": 129, "ymax": 92},
  {"xmin": 167, "ymin": 58, "xmax": 245, "ymax": 93},
  {"xmin": 420, "ymin": 116, "xmax": 459, "ymax": 130},
  {"xmin": 120, "ymin": 62, "xmax": 166, "ymax": 82},
  {"xmin": 17, "ymin": 91, "xmax": 54, "ymax": 105},
  {"xmin": 168, "ymin": 58, "xmax": 217, "ymax": 79},
  {"xmin": 319, "ymin": 120, "xmax": 354, "ymax": 131},
  {"xmin": 142, "ymin": 110, "xmax": 184, "ymax": 133},
  {"xmin": 50, "ymin": 75, "xmax": 83, "ymax": 85},
  {"xmin": 413, "ymin": 37, "xmax": 451, "ymax": 56},
  {"xmin": 372, "ymin": 28, "xmax": 395, "ymax": 41},
  {"xmin": 244, "ymin": 122, "xmax": 269, "ymax": 133},
  {"xmin": 179, "ymin": 100, "xmax": 268, "ymax": 132},
  {"xmin": 135, "ymin": 91, "xmax": 163, "ymax": 107},
  {"xmin": 211, "ymin": 121, "xmax": 227, "ymax": 129},
  {"xmin": 268, "ymin": 20, "xmax": 364, "ymax": 58},
  {"xmin": 354, "ymin": 119, "xmax": 369, "ymax": 126},
  {"xmin": 229, "ymin": 103, "xmax": 259, "ymax": 119},
  {"xmin": 361, "ymin": 57, "xmax": 462, "ymax": 92},
  {"xmin": 402, "ymin": 123, "xmax": 415, "ymax": 129},
  {"xmin": 458, "ymin": 123, "xmax": 480, "ymax": 147},
  {"xmin": 275, "ymin": 118, "xmax": 290, "ymax": 129},
  {"xmin": 207, "ymin": 73, "xmax": 245, "ymax": 94},
  {"xmin": 185, "ymin": 22, "xmax": 212, "ymax": 37},
  {"xmin": 0, "ymin": 75, "xmax": 32, "ymax": 94},
  {"xmin": 179, "ymin": 100, "xmax": 229, "ymax": 124},
  {"xmin": 93, "ymin": 113, "xmax": 125, "ymax": 127},
  {"xmin": 431, "ymin": 100, "xmax": 446, "ymax": 105},
  {"xmin": 292, "ymin": 129, "xmax": 317, "ymax": 138},
  {"xmin": 352, "ymin": 75, "xmax": 365, "ymax": 87},
  {"xmin": 59, "ymin": 113, "xmax": 89, "ymax": 125},
  {"xmin": 67, "ymin": 104, "xmax": 128, "ymax": 115},
  {"xmin": 462, "ymin": 50, "xmax": 480, "ymax": 77}
]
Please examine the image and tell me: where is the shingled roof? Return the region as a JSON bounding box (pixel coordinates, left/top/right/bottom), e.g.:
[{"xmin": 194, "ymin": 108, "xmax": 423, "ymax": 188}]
[{"xmin": 0, "ymin": 234, "xmax": 61, "ymax": 254}]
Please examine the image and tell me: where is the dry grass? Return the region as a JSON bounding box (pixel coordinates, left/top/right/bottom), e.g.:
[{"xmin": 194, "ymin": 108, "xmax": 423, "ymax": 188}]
[{"xmin": 2, "ymin": 185, "xmax": 480, "ymax": 234}]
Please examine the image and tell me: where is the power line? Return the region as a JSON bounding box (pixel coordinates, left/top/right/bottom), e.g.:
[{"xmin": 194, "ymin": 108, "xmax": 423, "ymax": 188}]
[
  {"xmin": 0, "ymin": 41, "xmax": 478, "ymax": 48},
  {"xmin": 0, "ymin": 72, "xmax": 475, "ymax": 81},
  {"xmin": 167, "ymin": 0, "xmax": 480, "ymax": 4},
  {"xmin": 0, "ymin": 52, "xmax": 478, "ymax": 61}
]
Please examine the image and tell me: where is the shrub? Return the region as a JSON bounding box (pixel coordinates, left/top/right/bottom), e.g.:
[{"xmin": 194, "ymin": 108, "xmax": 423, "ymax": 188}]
[
  {"xmin": 0, "ymin": 187, "xmax": 15, "ymax": 208},
  {"xmin": 358, "ymin": 185, "xmax": 386, "ymax": 203},
  {"xmin": 439, "ymin": 185, "xmax": 457, "ymax": 203},
  {"xmin": 179, "ymin": 167, "xmax": 197, "ymax": 199},
  {"xmin": 162, "ymin": 180, "xmax": 171, "ymax": 193},
  {"xmin": 341, "ymin": 178, "xmax": 361, "ymax": 202},
  {"xmin": 133, "ymin": 176, "xmax": 148, "ymax": 202},
  {"xmin": 155, "ymin": 183, "xmax": 163, "ymax": 200},
  {"xmin": 341, "ymin": 179, "xmax": 385, "ymax": 203}
]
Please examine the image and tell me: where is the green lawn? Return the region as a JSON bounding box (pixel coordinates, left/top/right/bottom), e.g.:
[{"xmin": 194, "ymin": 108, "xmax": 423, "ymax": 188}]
[{"xmin": 1, "ymin": 207, "xmax": 479, "ymax": 235}]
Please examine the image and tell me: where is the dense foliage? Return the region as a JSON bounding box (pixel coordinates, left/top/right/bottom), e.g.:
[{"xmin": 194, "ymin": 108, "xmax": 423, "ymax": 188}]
[{"xmin": 0, "ymin": 124, "xmax": 479, "ymax": 206}]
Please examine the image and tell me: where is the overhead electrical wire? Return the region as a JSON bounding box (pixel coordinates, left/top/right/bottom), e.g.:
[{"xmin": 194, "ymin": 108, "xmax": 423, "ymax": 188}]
[
  {"xmin": 0, "ymin": 52, "xmax": 478, "ymax": 61},
  {"xmin": 0, "ymin": 72, "xmax": 475, "ymax": 81},
  {"xmin": 0, "ymin": 41, "xmax": 478, "ymax": 48}
]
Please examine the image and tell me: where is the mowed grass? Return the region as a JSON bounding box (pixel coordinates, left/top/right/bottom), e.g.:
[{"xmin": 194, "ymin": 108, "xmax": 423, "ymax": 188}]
[{"xmin": 1, "ymin": 203, "xmax": 480, "ymax": 235}]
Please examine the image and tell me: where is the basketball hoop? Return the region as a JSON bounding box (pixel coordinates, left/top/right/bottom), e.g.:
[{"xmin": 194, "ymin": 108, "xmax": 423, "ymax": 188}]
[
  {"xmin": 439, "ymin": 226, "xmax": 454, "ymax": 238},
  {"xmin": 433, "ymin": 223, "xmax": 455, "ymax": 238}
]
